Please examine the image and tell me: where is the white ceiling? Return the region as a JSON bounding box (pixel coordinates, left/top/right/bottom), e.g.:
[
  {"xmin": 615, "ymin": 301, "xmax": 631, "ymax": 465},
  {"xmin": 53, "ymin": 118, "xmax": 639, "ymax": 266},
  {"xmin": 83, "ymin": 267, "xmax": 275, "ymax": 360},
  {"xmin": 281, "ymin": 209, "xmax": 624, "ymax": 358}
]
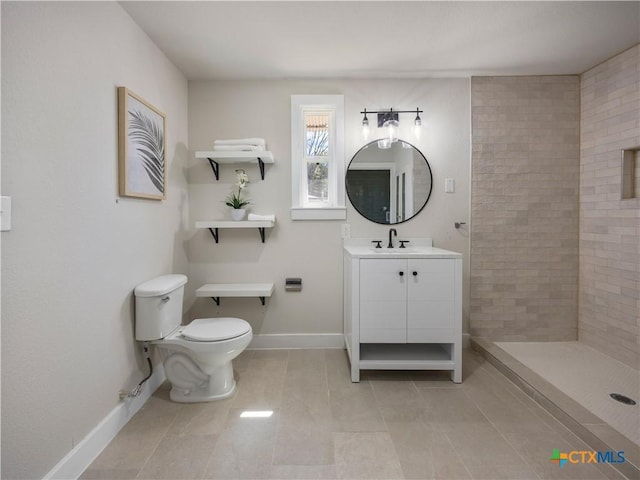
[{"xmin": 121, "ymin": 1, "xmax": 640, "ymax": 80}]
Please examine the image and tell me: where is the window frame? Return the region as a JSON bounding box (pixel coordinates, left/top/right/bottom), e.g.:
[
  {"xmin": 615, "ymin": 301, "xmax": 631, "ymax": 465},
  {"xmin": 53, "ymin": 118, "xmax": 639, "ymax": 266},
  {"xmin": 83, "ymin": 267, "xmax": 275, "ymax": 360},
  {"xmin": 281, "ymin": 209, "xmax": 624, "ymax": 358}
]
[{"xmin": 290, "ymin": 95, "xmax": 346, "ymax": 220}]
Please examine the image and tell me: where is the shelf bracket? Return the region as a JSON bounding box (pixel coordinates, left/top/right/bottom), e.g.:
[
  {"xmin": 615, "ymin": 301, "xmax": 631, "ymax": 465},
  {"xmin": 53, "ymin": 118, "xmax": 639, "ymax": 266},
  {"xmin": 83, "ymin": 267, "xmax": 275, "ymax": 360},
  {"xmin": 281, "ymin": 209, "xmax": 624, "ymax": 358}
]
[
  {"xmin": 206, "ymin": 158, "xmax": 220, "ymax": 180},
  {"xmin": 210, "ymin": 296, "xmax": 265, "ymax": 305},
  {"xmin": 203, "ymin": 226, "xmax": 267, "ymax": 244},
  {"xmin": 207, "ymin": 227, "xmax": 219, "ymax": 243},
  {"xmin": 257, "ymin": 158, "xmax": 265, "ymax": 180}
]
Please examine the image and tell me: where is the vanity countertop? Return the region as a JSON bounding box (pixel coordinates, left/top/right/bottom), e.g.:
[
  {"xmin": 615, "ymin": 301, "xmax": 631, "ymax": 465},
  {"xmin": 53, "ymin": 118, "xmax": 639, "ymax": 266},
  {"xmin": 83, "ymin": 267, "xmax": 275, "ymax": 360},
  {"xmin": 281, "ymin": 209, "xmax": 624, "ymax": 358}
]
[{"xmin": 344, "ymin": 239, "xmax": 461, "ymax": 259}]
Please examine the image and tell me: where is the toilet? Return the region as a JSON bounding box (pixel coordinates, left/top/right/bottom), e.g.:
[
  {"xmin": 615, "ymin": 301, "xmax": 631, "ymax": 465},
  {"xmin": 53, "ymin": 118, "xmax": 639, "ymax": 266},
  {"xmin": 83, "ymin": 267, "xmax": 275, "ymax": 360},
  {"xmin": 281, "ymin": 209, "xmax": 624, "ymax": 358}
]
[{"xmin": 134, "ymin": 274, "xmax": 252, "ymax": 403}]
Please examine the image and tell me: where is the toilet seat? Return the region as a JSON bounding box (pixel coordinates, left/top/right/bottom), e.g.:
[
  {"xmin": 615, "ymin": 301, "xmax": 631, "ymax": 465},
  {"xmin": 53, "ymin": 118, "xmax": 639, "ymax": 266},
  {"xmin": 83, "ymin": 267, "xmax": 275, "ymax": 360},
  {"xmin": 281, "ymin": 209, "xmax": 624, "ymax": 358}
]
[{"xmin": 182, "ymin": 317, "xmax": 251, "ymax": 342}]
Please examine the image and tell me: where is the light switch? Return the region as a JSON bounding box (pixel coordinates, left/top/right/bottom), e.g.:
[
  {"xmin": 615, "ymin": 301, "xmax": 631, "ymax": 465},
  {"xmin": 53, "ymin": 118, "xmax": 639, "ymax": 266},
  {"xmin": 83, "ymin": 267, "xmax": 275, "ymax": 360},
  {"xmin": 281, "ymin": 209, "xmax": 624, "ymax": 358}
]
[
  {"xmin": 445, "ymin": 178, "xmax": 455, "ymax": 193},
  {"xmin": 1, "ymin": 196, "xmax": 12, "ymax": 231}
]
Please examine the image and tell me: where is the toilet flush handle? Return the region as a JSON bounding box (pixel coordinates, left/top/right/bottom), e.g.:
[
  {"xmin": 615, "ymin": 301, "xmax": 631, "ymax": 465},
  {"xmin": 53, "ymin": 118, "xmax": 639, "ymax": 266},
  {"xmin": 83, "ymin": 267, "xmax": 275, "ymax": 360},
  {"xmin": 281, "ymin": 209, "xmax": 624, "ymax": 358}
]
[{"xmin": 161, "ymin": 296, "xmax": 170, "ymax": 303}]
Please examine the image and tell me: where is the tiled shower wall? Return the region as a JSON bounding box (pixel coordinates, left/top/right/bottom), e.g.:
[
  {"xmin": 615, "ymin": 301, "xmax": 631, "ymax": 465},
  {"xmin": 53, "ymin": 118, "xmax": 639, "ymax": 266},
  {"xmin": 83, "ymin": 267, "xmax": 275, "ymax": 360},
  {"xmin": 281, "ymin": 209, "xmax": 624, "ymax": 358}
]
[
  {"xmin": 579, "ymin": 45, "xmax": 640, "ymax": 369},
  {"xmin": 470, "ymin": 76, "xmax": 580, "ymax": 341}
]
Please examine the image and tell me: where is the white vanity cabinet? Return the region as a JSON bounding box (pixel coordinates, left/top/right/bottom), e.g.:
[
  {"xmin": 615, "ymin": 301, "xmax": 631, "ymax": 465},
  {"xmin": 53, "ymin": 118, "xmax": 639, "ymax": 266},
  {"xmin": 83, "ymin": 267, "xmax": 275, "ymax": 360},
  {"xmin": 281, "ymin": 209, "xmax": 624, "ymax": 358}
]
[{"xmin": 344, "ymin": 242, "xmax": 462, "ymax": 383}]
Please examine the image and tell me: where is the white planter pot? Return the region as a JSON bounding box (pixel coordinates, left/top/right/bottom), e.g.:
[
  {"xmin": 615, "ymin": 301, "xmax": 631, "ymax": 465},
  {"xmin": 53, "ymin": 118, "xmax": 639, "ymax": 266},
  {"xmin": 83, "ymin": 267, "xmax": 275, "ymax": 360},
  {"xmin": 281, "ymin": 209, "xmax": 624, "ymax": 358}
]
[{"xmin": 230, "ymin": 209, "xmax": 246, "ymax": 221}]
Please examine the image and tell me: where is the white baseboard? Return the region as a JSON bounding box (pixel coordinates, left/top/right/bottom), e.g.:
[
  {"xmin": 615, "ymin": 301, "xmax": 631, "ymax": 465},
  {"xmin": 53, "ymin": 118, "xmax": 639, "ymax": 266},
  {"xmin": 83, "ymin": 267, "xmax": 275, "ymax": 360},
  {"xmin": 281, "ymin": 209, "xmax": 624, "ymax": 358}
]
[
  {"xmin": 249, "ymin": 333, "xmax": 344, "ymax": 349},
  {"xmin": 43, "ymin": 366, "xmax": 166, "ymax": 480}
]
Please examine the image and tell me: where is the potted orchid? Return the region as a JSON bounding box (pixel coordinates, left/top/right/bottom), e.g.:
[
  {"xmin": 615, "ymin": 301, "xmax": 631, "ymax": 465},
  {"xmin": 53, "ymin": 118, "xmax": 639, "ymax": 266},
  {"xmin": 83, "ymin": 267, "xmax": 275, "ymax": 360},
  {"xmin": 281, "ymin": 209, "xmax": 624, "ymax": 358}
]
[{"xmin": 225, "ymin": 169, "xmax": 250, "ymax": 220}]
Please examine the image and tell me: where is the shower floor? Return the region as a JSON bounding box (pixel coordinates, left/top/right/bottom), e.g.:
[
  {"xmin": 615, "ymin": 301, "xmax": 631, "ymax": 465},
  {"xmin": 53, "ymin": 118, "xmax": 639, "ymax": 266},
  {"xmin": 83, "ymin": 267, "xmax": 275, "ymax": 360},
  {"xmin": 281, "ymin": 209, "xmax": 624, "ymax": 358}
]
[{"xmin": 495, "ymin": 341, "xmax": 639, "ymax": 447}]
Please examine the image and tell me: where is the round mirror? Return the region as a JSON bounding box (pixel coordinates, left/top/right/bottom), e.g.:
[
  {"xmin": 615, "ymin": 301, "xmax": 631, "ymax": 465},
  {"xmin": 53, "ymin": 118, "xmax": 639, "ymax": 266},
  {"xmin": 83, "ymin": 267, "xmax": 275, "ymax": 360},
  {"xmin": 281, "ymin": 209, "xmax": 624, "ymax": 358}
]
[{"xmin": 346, "ymin": 140, "xmax": 433, "ymax": 224}]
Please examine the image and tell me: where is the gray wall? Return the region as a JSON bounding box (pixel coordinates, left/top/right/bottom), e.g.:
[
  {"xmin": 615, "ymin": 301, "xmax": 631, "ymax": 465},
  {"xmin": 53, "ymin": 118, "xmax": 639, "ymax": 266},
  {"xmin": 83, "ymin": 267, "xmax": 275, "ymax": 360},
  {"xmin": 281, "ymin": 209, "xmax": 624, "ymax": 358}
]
[
  {"xmin": 469, "ymin": 58, "xmax": 639, "ymax": 372},
  {"xmin": 470, "ymin": 76, "xmax": 580, "ymax": 341},
  {"xmin": 187, "ymin": 79, "xmax": 471, "ymax": 336},
  {"xmin": 579, "ymin": 45, "xmax": 640, "ymax": 369},
  {"xmin": 1, "ymin": 2, "xmax": 189, "ymax": 478}
]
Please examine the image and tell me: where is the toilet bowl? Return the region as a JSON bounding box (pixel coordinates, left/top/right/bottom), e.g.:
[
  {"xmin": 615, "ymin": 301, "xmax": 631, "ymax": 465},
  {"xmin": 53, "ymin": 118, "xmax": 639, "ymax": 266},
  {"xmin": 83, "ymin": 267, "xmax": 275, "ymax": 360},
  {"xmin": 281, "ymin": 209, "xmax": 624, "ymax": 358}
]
[
  {"xmin": 155, "ymin": 318, "xmax": 252, "ymax": 402},
  {"xmin": 134, "ymin": 275, "xmax": 253, "ymax": 403}
]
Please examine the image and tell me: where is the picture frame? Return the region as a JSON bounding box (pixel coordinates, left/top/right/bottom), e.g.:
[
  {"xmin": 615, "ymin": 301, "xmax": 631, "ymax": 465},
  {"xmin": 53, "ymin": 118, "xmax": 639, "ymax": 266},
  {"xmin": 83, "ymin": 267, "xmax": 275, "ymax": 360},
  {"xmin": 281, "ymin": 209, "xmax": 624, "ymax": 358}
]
[{"xmin": 118, "ymin": 87, "xmax": 167, "ymax": 200}]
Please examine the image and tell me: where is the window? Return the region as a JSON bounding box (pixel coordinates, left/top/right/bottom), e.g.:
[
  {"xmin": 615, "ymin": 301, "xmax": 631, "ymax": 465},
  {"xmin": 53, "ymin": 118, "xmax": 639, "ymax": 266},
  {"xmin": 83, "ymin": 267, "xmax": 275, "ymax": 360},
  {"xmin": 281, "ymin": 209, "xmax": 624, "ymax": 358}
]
[
  {"xmin": 305, "ymin": 112, "xmax": 330, "ymax": 204},
  {"xmin": 291, "ymin": 95, "xmax": 345, "ymax": 220}
]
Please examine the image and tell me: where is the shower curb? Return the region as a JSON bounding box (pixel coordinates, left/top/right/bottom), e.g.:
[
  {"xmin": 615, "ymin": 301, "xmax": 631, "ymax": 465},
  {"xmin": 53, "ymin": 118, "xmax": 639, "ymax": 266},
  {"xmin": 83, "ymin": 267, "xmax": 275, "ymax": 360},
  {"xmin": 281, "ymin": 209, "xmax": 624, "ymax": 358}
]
[{"xmin": 471, "ymin": 337, "xmax": 639, "ymax": 480}]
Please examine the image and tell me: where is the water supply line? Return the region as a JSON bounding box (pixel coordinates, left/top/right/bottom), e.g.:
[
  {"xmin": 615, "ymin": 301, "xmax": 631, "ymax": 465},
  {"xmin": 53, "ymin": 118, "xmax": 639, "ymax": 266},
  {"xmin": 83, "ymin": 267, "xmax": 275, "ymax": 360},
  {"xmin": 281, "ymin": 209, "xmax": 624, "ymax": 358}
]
[{"xmin": 119, "ymin": 342, "xmax": 153, "ymax": 401}]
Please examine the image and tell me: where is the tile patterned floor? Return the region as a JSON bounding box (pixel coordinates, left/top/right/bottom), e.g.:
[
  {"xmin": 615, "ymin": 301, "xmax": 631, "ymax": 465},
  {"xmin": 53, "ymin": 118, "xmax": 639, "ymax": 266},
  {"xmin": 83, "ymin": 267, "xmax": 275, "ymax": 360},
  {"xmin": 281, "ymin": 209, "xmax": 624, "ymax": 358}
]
[{"xmin": 81, "ymin": 349, "xmax": 626, "ymax": 479}]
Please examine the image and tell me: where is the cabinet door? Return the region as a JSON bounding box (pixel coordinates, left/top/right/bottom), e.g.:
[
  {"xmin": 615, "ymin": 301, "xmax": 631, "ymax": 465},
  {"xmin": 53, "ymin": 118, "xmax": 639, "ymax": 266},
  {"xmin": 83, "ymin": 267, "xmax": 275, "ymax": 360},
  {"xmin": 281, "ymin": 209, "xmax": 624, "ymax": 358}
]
[
  {"xmin": 359, "ymin": 259, "xmax": 407, "ymax": 343},
  {"xmin": 407, "ymin": 259, "xmax": 455, "ymax": 342}
]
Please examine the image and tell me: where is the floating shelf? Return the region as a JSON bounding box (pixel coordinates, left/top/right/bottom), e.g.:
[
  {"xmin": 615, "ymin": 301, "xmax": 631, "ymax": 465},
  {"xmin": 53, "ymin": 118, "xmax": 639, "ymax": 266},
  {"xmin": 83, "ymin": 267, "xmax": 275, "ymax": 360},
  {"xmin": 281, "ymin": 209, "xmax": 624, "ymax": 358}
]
[
  {"xmin": 195, "ymin": 151, "xmax": 275, "ymax": 180},
  {"xmin": 195, "ymin": 220, "xmax": 275, "ymax": 243},
  {"xmin": 196, "ymin": 283, "xmax": 274, "ymax": 305}
]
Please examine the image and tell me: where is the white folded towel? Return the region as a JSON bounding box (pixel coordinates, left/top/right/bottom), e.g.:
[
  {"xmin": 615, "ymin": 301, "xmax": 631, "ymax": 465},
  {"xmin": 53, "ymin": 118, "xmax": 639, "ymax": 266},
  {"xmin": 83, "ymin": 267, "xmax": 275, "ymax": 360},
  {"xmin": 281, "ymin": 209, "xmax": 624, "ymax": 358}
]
[
  {"xmin": 214, "ymin": 145, "xmax": 264, "ymax": 152},
  {"xmin": 215, "ymin": 138, "xmax": 266, "ymax": 148},
  {"xmin": 248, "ymin": 213, "xmax": 275, "ymax": 222}
]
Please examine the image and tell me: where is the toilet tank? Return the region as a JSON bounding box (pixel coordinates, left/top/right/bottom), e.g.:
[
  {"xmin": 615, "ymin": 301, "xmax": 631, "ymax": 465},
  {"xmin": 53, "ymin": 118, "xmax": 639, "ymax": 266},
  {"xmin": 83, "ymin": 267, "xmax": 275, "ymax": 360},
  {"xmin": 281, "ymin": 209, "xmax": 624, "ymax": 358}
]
[{"xmin": 134, "ymin": 274, "xmax": 188, "ymax": 341}]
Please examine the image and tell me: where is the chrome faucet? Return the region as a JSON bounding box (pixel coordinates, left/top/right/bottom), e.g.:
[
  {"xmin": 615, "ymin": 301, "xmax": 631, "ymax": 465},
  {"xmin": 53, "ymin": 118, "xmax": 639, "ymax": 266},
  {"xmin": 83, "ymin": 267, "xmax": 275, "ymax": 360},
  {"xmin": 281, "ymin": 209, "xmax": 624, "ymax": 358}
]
[{"xmin": 388, "ymin": 228, "xmax": 397, "ymax": 248}]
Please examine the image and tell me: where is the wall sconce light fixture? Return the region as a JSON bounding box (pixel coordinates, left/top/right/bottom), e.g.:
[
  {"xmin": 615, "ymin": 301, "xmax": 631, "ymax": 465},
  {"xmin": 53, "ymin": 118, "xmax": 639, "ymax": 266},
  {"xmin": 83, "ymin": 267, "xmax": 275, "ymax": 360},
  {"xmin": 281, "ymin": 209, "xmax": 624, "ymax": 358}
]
[
  {"xmin": 361, "ymin": 109, "xmax": 370, "ymax": 140},
  {"xmin": 361, "ymin": 108, "xmax": 423, "ymax": 142}
]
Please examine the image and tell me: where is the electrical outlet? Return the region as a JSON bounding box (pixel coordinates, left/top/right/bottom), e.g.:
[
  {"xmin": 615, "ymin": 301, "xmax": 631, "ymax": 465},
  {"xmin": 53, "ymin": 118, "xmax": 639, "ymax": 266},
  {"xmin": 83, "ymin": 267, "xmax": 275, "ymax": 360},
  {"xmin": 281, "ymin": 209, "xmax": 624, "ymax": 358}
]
[{"xmin": 341, "ymin": 223, "xmax": 351, "ymax": 239}]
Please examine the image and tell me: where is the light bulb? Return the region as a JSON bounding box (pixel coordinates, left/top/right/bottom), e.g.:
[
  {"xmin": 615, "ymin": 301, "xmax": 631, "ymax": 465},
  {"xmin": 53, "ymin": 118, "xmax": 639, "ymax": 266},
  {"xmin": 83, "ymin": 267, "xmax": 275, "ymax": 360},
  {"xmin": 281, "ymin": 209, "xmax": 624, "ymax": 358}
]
[
  {"xmin": 413, "ymin": 109, "xmax": 422, "ymax": 138},
  {"xmin": 362, "ymin": 113, "xmax": 370, "ymax": 139},
  {"xmin": 383, "ymin": 119, "xmax": 399, "ymax": 143}
]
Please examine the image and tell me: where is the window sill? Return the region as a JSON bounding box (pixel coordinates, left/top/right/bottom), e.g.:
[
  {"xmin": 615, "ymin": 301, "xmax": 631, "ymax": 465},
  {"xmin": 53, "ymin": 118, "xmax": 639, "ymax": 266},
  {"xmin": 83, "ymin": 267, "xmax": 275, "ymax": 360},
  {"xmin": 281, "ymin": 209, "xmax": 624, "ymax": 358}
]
[{"xmin": 290, "ymin": 207, "xmax": 347, "ymax": 221}]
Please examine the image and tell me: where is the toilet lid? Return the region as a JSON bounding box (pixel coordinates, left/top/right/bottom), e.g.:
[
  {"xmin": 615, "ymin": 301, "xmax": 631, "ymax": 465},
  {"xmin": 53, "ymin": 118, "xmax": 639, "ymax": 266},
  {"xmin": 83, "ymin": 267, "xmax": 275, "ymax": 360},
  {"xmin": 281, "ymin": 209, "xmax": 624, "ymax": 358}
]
[{"xmin": 182, "ymin": 317, "xmax": 251, "ymax": 342}]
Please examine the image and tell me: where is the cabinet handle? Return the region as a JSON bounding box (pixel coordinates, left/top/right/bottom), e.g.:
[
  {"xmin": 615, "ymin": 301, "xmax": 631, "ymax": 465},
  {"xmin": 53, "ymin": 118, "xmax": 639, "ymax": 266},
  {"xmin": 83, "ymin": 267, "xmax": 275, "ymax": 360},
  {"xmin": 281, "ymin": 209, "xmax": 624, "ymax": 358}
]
[
  {"xmin": 412, "ymin": 271, "xmax": 418, "ymax": 276},
  {"xmin": 399, "ymin": 271, "xmax": 404, "ymax": 277}
]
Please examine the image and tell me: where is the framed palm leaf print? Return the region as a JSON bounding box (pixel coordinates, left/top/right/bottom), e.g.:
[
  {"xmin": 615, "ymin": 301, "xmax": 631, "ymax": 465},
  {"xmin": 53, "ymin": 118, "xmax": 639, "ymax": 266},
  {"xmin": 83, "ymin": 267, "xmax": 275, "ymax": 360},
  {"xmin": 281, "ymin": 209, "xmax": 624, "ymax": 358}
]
[{"xmin": 118, "ymin": 87, "xmax": 166, "ymax": 200}]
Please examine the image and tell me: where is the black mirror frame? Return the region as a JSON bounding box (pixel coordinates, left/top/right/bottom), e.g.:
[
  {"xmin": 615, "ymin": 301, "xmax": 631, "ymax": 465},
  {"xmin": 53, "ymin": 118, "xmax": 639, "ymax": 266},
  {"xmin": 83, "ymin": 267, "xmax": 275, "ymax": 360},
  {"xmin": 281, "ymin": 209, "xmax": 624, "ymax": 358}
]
[{"xmin": 345, "ymin": 139, "xmax": 433, "ymax": 225}]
